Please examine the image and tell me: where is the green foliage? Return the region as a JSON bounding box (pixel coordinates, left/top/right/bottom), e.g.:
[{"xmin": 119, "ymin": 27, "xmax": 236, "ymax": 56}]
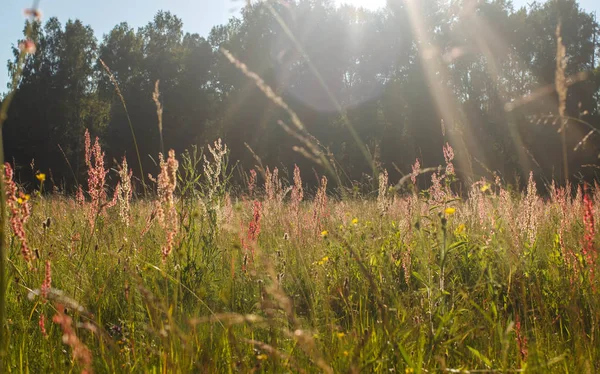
[
  {"xmin": 1, "ymin": 169, "xmax": 599, "ymax": 372},
  {"xmin": 3, "ymin": 0, "xmax": 600, "ymax": 189}
]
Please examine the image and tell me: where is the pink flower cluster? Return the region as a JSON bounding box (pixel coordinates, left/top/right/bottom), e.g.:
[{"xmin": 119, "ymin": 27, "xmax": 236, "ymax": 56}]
[
  {"xmin": 248, "ymin": 169, "xmax": 257, "ymax": 198},
  {"xmin": 410, "ymin": 158, "xmax": 420, "ymax": 185},
  {"xmin": 443, "ymin": 142, "xmax": 455, "ymax": 176},
  {"xmin": 241, "ymin": 200, "xmax": 262, "ymax": 271},
  {"xmin": 115, "ymin": 157, "xmax": 133, "ymax": 226},
  {"xmin": 4, "ymin": 163, "xmax": 32, "ymax": 264},
  {"xmin": 582, "ymin": 184, "xmax": 596, "ymax": 278},
  {"xmin": 151, "ymin": 150, "xmax": 179, "ymax": 262},
  {"xmin": 53, "ymin": 305, "xmax": 93, "ymax": 373},
  {"xmin": 84, "ymin": 130, "xmax": 109, "ymax": 229}
]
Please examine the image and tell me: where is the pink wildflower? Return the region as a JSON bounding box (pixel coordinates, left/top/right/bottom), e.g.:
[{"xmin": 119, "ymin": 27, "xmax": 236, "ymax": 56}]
[
  {"xmin": 24, "ymin": 8, "xmax": 42, "ymax": 21},
  {"xmin": 39, "ymin": 313, "xmax": 47, "ymax": 337},
  {"xmin": 443, "ymin": 142, "xmax": 455, "ymax": 176},
  {"xmin": 41, "ymin": 260, "xmax": 52, "ymax": 302},
  {"xmin": 582, "ymin": 184, "xmax": 596, "ymax": 277},
  {"xmin": 19, "ymin": 39, "xmax": 36, "ymax": 54},
  {"xmin": 411, "ymin": 158, "xmax": 420, "ymax": 185},
  {"xmin": 53, "ymin": 305, "xmax": 93, "ymax": 373},
  {"xmin": 248, "ymin": 169, "xmax": 257, "ymax": 197},
  {"xmin": 151, "ymin": 150, "xmax": 179, "ymax": 262},
  {"xmin": 241, "ymin": 200, "xmax": 262, "ymax": 270},
  {"xmin": 4, "ymin": 163, "xmax": 32, "ymax": 264},
  {"xmin": 83, "ymin": 130, "xmax": 108, "ymax": 229},
  {"xmin": 515, "ymin": 316, "xmax": 528, "ymax": 361}
]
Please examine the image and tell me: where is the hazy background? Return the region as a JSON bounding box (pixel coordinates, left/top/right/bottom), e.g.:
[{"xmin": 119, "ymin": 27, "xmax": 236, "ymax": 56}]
[{"xmin": 2, "ymin": 0, "xmax": 598, "ymax": 92}]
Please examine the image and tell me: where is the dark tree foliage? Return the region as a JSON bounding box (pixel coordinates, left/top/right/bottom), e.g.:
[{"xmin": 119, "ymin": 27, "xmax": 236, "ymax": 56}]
[{"xmin": 2, "ymin": 0, "xmax": 600, "ymax": 192}]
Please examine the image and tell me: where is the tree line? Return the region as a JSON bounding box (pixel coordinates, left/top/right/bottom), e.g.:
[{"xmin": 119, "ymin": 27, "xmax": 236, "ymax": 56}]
[{"xmin": 2, "ymin": 0, "xmax": 600, "ymax": 193}]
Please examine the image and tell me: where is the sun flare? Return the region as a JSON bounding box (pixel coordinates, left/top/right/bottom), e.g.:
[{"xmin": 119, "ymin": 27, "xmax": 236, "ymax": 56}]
[{"xmin": 334, "ymin": 0, "xmax": 387, "ymax": 10}]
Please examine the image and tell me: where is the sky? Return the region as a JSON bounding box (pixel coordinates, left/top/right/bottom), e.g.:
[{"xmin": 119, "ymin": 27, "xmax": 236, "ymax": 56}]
[{"xmin": 1, "ymin": 0, "xmax": 599, "ymax": 92}]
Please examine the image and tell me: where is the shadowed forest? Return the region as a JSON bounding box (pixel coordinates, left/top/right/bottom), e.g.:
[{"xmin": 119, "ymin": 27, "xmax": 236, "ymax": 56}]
[{"xmin": 3, "ymin": 0, "xmax": 599, "ymax": 191}]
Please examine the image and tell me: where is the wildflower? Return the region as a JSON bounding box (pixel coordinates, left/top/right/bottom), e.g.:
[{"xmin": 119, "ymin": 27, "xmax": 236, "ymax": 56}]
[
  {"xmin": 39, "ymin": 313, "xmax": 47, "ymax": 337},
  {"xmin": 24, "ymin": 8, "xmax": 43, "ymax": 21},
  {"xmin": 336, "ymin": 332, "xmax": 345, "ymax": 338},
  {"xmin": 317, "ymin": 256, "xmax": 329, "ymax": 265},
  {"xmin": 518, "ymin": 172, "xmax": 539, "ymax": 246},
  {"xmin": 378, "ymin": 169, "xmax": 391, "ymax": 214},
  {"xmin": 455, "ymin": 224, "xmax": 466, "ymax": 235},
  {"xmin": 430, "ymin": 172, "xmax": 445, "ymax": 204},
  {"xmin": 240, "ymin": 201, "xmax": 262, "ymax": 270},
  {"xmin": 443, "ymin": 142, "xmax": 455, "ymax": 176},
  {"xmin": 321, "ymin": 230, "xmax": 329, "ymax": 239},
  {"xmin": 84, "ymin": 130, "xmax": 110, "ymax": 230},
  {"xmin": 406, "ymin": 368, "xmax": 415, "ymax": 374},
  {"xmin": 19, "ymin": 39, "xmax": 36, "ymax": 54},
  {"xmin": 582, "ymin": 184, "xmax": 596, "ymax": 275},
  {"xmin": 411, "ymin": 159, "xmax": 420, "ymax": 185},
  {"xmin": 16, "ymin": 193, "xmax": 30, "ymax": 205},
  {"xmin": 264, "ymin": 167, "xmax": 286, "ymax": 206},
  {"xmin": 480, "ymin": 183, "xmax": 490, "ymax": 193},
  {"xmin": 149, "ymin": 149, "xmax": 180, "ymax": 262},
  {"xmin": 256, "ymin": 354, "xmax": 268, "ymax": 360},
  {"xmin": 203, "ymin": 139, "xmax": 228, "ymax": 201},
  {"xmin": 313, "ymin": 176, "xmax": 328, "ymax": 236},
  {"xmin": 444, "ymin": 207, "xmax": 456, "ymax": 215},
  {"xmin": 290, "ymin": 165, "xmax": 304, "ymax": 237},
  {"xmin": 53, "ymin": 305, "xmax": 93, "ymax": 373},
  {"xmin": 76, "ymin": 185, "xmax": 85, "ymax": 206},
  {"xmin": 247, "ymin": 201, "xmax": 263, "ymax": 242},
  {"xmin": 4, "ymin": 163, "xmax": 32, "ymax": 264},
  {"xmin": 248, "ymin": 169, "xmax": 257, "ymax": 197},
  {"xmin": 515, "ymin": 316, "xmax": 528, "ymax": 361},
  {"xmin": 116, "ymin": 157, "xmax": 133, "ymax": 226},
  {"xmin": 41, "ymin": 260, "xmax": 51, "ymax": 302},
  {"xmin": 36, "ymin": 173, "xmax": 46, "ymax": 182},
  {"xmin": 351, "ymin": 217, "xmax": 359, "ymax": 225}
]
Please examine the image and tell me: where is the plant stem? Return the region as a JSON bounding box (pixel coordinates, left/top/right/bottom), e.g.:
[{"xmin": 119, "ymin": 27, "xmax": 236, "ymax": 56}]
[{"xmin": 0, "ymin": 19, "xmax": 32, "ymax": 368}]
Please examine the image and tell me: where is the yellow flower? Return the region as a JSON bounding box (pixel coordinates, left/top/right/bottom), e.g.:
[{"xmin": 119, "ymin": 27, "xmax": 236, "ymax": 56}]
[
  {"xmin": 351, "ymin": 217, "xmax": 359, "ymax": 225},
  {"xmin": 17, "ymin": 197, "xmax": 24, "ymax": 204},
  {"xmin": 480, "ymin": 183, "xmax": 490, "ymax": 192},
  {"xmin": 321, "ymin": 230, "xmax": 329, "ymax": 238},
  {"xmin": 317, "ymin": 256, "xmax": 329, "ymax": 265},
  {"xmin": 336, "ymin": 332, "xmax": 345, "ymax": 338},
  {"xmin": 256, "ymin": 354, "xmax": 268, "ymax": 360},
  {"xmin": 343, "ymin": 351, "xmax": 349, "ymax": 356},
  {"xmin": 455, "ymin": 224, "xmax": 466, "ymax": 235},
  {"xmin": 444, "ymin": 207, "xmax": 456, "ymax": 215},
  {"xmin": 24, "ymin": 194, "xmax": 30, "ymax": 201},
  {"xmin": 405, "ymin": 368, "xmax": 414, "ymax": 374},
  {"xmin": 36, "ymin": 173, "xmax": 46, "ymax": 182}
]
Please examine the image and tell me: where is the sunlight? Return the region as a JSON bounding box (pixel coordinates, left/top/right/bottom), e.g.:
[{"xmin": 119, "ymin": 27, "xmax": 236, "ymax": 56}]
[{"xmin": 333, "ymin": 0, "xmax": 387, "ymax": 10}]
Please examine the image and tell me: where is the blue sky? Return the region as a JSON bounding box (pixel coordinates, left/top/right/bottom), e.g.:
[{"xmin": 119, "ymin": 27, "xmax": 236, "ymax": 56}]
[{"xmin": 1, "ymin": 0, "xmax": 599, "ymax": 92}]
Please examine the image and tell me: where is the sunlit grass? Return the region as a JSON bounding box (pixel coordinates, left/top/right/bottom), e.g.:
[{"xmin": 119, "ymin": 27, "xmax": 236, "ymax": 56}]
[{"xmin": 1, "ymin": 153, "xmax": 599, "ymax": 372}]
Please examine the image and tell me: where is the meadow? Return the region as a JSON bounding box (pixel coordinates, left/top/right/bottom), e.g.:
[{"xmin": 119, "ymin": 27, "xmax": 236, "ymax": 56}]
[{"xmin": 0, "ymin": 133, "xmax": 598, "ymax": 373}]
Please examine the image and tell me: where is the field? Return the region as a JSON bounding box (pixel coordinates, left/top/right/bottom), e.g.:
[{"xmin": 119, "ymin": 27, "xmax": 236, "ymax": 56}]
[{"xmin": 0, "ymin": 137, "xmax": 598, "ymax": 373}]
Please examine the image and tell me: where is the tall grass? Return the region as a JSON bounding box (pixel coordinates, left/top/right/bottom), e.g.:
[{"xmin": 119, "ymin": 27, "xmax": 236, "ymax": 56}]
[
  {"xmin": 0, "ymin": 137, "xmax": 599, "ymax": 372},
  {"xmin": 0, "ymin": 9, "xmax": 39, "ymax": 365},
  {"xmin": 2, "ymin": 4, "xmax": 600, "ymax": 373}
]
